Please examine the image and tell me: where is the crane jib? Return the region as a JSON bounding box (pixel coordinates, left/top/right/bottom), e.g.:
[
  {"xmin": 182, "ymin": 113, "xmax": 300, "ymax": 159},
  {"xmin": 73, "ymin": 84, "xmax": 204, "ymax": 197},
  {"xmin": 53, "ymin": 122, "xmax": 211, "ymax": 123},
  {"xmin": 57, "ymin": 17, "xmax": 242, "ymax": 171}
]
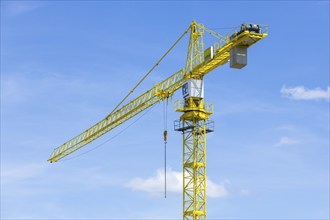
[{"xmin": 48, "ymin": 69, "xmax": 186, "ymax": 162}]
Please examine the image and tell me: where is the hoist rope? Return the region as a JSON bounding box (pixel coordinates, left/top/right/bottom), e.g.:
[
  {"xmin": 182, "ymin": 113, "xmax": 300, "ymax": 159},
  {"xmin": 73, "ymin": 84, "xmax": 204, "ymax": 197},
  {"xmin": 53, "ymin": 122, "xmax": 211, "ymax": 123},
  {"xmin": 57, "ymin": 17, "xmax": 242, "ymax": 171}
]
[
  {"xmin": 106, "ymin": 26, "xmax": 190, "ymax": 119},
  {"xmin": 163, "ymin": 99, "xmax": 168, "ymax": 198},
  {"xmin": 60, "ymin": 105, "xmax": 155, "ymax": 162}
]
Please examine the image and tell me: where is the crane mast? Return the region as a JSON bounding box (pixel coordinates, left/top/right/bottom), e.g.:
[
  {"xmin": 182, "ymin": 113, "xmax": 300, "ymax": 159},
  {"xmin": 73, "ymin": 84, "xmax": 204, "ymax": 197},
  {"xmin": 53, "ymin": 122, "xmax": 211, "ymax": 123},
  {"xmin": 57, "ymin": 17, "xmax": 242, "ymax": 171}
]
[
  {"xmin": 175, "ymin": 21, "xmax": 213, "ymax": 220},
  {"xmin": 48, "ymin": 21, "xmax": 268, "ymax": 220}
]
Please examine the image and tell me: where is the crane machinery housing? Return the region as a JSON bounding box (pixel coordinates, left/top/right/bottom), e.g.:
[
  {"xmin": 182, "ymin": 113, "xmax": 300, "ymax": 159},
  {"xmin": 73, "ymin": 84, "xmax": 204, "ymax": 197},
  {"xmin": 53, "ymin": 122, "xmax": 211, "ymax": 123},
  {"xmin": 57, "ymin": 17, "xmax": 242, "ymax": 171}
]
[{"xmin": 48, "ymin": 21, "xmax": 268, "ymax": 220}]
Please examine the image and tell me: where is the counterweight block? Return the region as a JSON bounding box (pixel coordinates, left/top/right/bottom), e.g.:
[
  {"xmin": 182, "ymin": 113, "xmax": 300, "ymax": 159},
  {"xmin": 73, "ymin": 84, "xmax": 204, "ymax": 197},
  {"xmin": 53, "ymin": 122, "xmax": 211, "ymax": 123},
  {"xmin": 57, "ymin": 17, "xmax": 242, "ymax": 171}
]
[{"xmin": 230, "ymin": 46, "xmax": 247, "ymax": 69}]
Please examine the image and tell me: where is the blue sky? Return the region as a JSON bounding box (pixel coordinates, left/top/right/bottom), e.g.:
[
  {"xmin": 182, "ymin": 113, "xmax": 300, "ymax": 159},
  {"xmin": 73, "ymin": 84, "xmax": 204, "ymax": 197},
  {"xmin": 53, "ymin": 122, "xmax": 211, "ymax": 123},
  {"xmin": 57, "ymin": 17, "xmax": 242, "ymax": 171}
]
[{"xmin": 1, "ymin": 1, "xmax": 329, "ymax": 219}]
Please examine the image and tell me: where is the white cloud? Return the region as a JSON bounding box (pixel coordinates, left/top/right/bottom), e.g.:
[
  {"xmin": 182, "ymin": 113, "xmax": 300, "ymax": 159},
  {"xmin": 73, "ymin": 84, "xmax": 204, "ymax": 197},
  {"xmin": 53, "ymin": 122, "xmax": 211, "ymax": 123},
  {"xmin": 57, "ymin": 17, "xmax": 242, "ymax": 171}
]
[
  {"xmin": 275, "ymin": 136, "xmax": 299, "ymax": 147},
  {"xmin": 207, "ymin": 178, "xmax": 229, "ymax": 198},
  {"xmin": 126, "ymin": 168, "xmax": 228, "ymax": 198},
  {"xmin": 280, "ymin": 85, "xmax": 330, "ymax": 101}
]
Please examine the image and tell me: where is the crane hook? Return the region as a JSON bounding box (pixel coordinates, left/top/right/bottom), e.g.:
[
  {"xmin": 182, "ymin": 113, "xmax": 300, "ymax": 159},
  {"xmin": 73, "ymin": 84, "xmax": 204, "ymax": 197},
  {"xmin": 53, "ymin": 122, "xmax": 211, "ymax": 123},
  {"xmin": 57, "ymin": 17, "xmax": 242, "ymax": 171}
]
[{"xmin": 163, "ymin": 130, "xmax": 168, "ymax": 144}]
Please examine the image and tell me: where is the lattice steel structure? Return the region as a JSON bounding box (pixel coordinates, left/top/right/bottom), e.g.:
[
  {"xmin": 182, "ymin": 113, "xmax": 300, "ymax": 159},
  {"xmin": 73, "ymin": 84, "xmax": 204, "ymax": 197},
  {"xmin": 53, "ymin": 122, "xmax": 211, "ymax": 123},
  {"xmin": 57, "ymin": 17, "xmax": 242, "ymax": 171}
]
[
  {"xmin": 48, "ymin": 20, "xmax": 267, "ymax": 220},
  {"xmin": 175, "ymin": 98, "xmax": 214, "ymax": 219}
]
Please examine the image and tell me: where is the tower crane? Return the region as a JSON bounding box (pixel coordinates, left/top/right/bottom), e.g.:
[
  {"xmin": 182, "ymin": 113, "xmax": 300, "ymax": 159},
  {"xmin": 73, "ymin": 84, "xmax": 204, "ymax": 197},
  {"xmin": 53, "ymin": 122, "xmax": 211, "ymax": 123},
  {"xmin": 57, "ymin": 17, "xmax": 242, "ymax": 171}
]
[{"xmin": 48, "ymin": 21, "xmax": 268, "ymax": 220}]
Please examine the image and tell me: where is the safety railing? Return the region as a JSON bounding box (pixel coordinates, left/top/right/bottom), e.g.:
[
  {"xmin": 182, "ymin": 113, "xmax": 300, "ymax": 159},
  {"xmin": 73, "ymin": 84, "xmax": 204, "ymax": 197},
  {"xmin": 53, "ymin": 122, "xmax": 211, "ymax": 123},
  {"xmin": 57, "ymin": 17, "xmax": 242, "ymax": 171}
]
[
  {"xmin": 227, "ymin": 23, "xmax": 268, "ymax": 41},
  {"xmin": 174, "ymin": 100, "xmax": 214, "ymax": 113},
  {"xmin": 174, "ymin": 119, "xmax": 214, "ymax": 133}
]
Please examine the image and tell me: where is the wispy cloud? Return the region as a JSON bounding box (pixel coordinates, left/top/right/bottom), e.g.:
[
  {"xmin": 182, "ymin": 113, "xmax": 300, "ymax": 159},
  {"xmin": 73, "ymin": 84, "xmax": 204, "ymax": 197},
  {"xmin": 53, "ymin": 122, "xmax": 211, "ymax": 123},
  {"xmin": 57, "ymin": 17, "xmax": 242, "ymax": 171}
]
[
  {"xmin": 126, "ymin": 168, "xmax": 228, "ymax": 198},
  {"xmin": 1, "ymin": 162, "xmax": 114, "ymax": 219},
  {"xmin": 1, "ymin": 162, "xmax": 120, "ymax": 199},
  {"xmin": 2, "ymin": 1, "xmax": 43, "ymax": 17},
  {"xmin": 239, "ymin": 189, "xmax": 251, "ymax": 196},
  {"xmin": 1, "ymin": 72, "xmax": 123, "ymax": 105},
  {"xmin": 281, "ymin": 85, "xmax": 330, "ymax": 101},
  {"xmin": 1, "ymin": 163, "xmax": 48, "ymax": 185},
  {"xmin": 275, "ymin": 136, "xmax": 300, "ymax": 147}
]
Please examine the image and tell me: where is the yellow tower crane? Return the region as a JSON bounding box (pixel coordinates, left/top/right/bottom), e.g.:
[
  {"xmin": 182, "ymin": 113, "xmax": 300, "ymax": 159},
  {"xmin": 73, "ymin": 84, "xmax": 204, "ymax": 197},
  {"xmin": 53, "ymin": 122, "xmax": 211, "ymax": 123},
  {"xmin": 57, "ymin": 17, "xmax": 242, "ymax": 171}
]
[{"xmin": 48, "ymin": 21, "xmax": 268, "ymax": 220}]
